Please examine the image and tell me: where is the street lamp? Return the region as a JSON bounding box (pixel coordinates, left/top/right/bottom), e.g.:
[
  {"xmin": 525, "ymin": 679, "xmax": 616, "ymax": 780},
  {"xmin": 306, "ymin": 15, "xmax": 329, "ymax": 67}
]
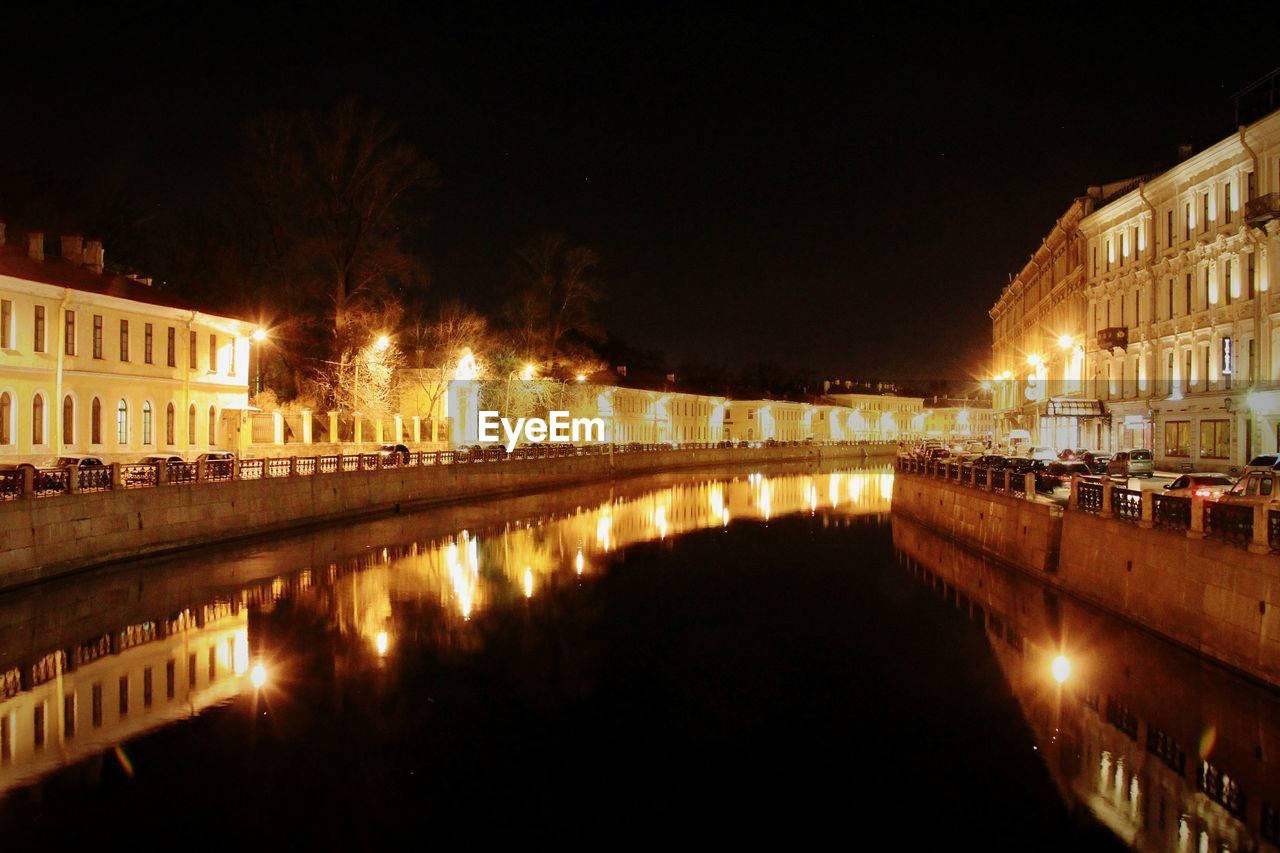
[
  {"xmin": 252, "ymin": 328, "xmax": 268, "ymax": 396},
  {"xmin": 1057, "ymin": 334, "xmax": 1074, "ymax": 350},
  {"xmin": 374, "ymin": 334, "xmax": 391, "ymax": 352}
]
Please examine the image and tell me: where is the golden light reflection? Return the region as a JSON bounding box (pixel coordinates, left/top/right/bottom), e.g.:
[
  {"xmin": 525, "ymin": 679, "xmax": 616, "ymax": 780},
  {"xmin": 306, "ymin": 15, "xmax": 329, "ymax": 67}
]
[{"xmin": 339, "ymin": 465, "xmax": 891, "ymax": 628}]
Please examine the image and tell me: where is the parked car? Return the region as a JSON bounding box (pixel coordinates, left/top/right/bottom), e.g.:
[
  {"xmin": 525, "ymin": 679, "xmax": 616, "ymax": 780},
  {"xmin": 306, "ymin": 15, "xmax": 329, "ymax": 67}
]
[
  {"xmin": 1025, "ymin": 445, "xmax": 1058, "ymax": 461},
  {"xmin": 1218, "ymin": 471, "xmax": 1279, "ymax": 506},
  {"xmin": 975, "ymin": 454, "xmax": 1006, "ymax": 467},
  {"xmin": 924, "ymin": 447, "xmax": 951, "ymax": 462},
  {"xmin": 378, "ymin": 443, "xmax": 411, "ymax": 464},
  {"xmin": 54, "ymin": 455, "xmax": 108, "ymax": 470},
  {"xmin": 138, "ymin": 454, "xmax": 184, "ymax": 465},
  {"xmin": 196, "ymin": 451, "xmax": 236, "ymax": 463},
  {"xmin": 1161, "ymin": 473, "xmax": 1236, "ymax": 499},
  {"xmin": 1106, "ymin": 449, "xmax": 1155, "ymax": 479},
  {"xmin": 1036, "ymin": 461, "xmax": 1093, "ymax": 494},
  {"xmin": 1081, "ymin": 451, "xmax": 1112, "ymax": 474},
  {"xmin": 1242, "ymin": 453, "xmax": 1280, "ymax": 475}
]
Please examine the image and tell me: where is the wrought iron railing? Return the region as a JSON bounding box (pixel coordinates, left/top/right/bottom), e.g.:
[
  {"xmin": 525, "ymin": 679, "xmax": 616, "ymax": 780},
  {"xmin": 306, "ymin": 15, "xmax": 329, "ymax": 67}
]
[
  {"xmin": 1152, "ymin": 493, "xmax": 1190, "ymax": 531},
  {"xmin": 167, "ymin": 461, "xmax": 197, "ymax": 485},
  {"xmin": 0, "ymin": 470, "xmax": 23, "ymax": 500},
  {"xmin": 1111, "ymin": 488, "xmax": 1142, "ymax": 522},
  {"xmin": 1204, "ymin": 502, "xmax": 1253, "ymax": 547},
  {"xmin": 120, "ymin": 464, "xmax": 157, "ymax": 489},
  {"xmin": 1078, "ymin": 482, "xmax": 1103, "ymax": 513}
]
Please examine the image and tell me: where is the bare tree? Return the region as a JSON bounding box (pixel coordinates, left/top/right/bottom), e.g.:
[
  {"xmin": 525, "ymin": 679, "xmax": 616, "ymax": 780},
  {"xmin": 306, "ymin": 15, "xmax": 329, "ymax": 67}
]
[
  {"xmin": 400, "ymin": 300, "xmax": 493, "ymax": 441},
  {"xmin": 241, "ymin": 99, "xmax": 435, "ymax": 393},
  {"xmin": 505, "ymin": 233, "xmax": 603, "ymax": 372}
]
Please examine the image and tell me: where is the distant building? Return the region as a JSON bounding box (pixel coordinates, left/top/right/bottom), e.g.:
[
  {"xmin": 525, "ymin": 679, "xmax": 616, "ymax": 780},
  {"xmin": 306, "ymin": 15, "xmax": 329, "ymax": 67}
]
[
  {"xmin": 0, "ymin": 227, "xmax": 253, "ymax": 463},
  {"xmin": 921, "ymin": 397, "xmax": 994, "ymax": 442},
  {"xmin": 824, "ymin": 392, "xmax": 925, "ymax": 440}
]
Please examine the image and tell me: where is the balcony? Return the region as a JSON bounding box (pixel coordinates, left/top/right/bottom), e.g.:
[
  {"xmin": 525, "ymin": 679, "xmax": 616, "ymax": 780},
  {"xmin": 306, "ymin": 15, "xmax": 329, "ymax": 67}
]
[
  {"xmin": 1097, "ymin": 327, "xmax": 1128, "ymax": 352},
  {"xmin": 1245, "ymin": 192, "xmax": 1280, "ymax": 227}
]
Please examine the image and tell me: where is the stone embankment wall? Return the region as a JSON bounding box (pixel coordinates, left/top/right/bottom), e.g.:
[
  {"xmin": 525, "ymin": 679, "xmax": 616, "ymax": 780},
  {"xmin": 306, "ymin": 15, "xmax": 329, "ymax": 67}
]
[
  {"xmin": 0, "ymin": 443, "xmax": 892, "ymax": 590},
  {"xmin": 892, "ymin": 471, "xmax": 1280, "ymax": 686}
]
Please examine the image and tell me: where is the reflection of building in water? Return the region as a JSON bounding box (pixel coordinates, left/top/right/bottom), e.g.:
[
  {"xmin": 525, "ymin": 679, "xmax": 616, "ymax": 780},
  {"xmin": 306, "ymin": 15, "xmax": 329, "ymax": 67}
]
[
  {"xmin": 349, "ymin": 466, "xmax": 897, "ymax": 624},
  {"xmin": 0, "ymin": 463, "xmax": 891, "ymax": 796},
  {"xmin": 892, "ymin": 514, "xmax": 1280, "ymax": 853},
  {"xmin": 0, "ymin": 604, "xmax": 249, "ymax": 794}
]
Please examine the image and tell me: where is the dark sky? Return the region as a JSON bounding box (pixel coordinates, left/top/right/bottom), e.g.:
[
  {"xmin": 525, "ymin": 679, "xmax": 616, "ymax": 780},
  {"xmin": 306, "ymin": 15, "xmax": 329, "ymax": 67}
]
[{"xmin": 2, "ymin": 5, "xmax": 1277, "ymax": 381}]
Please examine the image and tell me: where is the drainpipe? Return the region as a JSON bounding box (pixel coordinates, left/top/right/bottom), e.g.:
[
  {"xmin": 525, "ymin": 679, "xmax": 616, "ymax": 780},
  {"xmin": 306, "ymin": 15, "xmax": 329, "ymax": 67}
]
[
  {"xmin": 185, "ymin": 312, "xmax": 195, "ymax": 453},
  {"xmin": 1239, "ymin": 125, "xmax": 1267, "ymax": 453},
  {"xmin": 53, "ymin": 289, "xmax": 71, "ymax": 456}
]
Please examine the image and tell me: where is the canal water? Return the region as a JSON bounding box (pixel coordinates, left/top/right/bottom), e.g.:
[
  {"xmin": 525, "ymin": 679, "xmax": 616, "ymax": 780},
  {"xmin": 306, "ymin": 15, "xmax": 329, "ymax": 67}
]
[{"xmin": 0, "ymin": 462, "xmax": 1273, "ymax": 848}]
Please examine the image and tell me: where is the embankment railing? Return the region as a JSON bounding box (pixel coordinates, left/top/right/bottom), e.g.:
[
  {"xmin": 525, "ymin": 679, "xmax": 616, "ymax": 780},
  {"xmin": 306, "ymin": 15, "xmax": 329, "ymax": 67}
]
[{"xmin": 0, "ymin": 439, "xmax": 879, "ymax": 502}]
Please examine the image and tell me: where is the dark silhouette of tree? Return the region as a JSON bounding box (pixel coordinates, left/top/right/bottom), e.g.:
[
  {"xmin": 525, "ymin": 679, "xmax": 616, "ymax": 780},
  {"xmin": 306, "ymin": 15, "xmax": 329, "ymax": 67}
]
[{"xmin": 504, "ymin": 233, "xmax": 602, "ymax": 372}]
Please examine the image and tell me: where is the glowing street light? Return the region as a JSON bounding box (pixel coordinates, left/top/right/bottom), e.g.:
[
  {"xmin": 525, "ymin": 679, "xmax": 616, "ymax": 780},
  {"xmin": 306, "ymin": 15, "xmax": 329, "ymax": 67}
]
[
  {"xmin": 1051, "ymin": 655, "xmax": 1071, "ymax": 684},
  {"xmin": 250, "ymin": 663, "xmax": 267, "ymax": 689},
  {"xmin": 252, "ymin": 328, "xmax": 268, "ymax": 342},
  {"xmin": 521, "ymin": 363, "xmax": 535, "ymax": 381},
  {"xmin": 375, "ymin": 630, "xmax": 390, "ymax": 656},
  {"xmin": 1057, "ymin": 334, "xmax": 1074, "ymax": 350},
  {"xmin": 1026, "ymin": 354, "xmax": 1043, "ymax": 367},
  {"xmin": 576, "ymin": 373, "xmax": 586, "ymax": 382},
  {"xmin": 374, "ymin": 334, "xmax": 391, "ymax": 352}
]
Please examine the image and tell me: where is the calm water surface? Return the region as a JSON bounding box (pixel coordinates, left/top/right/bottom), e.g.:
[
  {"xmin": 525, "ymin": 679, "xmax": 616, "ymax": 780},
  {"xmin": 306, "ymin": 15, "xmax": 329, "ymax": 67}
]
[{"xmin": 0, "ymin": 462, "xmax": 1273, "ymax": 848}]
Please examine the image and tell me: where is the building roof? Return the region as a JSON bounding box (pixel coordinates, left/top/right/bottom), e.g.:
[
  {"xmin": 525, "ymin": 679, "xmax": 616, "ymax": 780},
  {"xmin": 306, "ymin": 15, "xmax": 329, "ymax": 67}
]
[{"xmin": 0, "ymin": 240, "xmax": 244, "ymax": 320}]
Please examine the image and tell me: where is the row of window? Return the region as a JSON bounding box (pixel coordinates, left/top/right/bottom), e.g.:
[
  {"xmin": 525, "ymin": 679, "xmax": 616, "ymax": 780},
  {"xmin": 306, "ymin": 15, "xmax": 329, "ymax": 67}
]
[
  {"xmin": 1094, "ymin": 176, "xmax": 1253, "ymax": 276},
  {"xmin": 0, "ymin": 646, "xmax": 231, "ymax": 761},
  {"xmin": 1097, "ymin": 336, "xmax": 1257, "ymax": 400},
  {"xmin": 0, "ymin": 302, "xmax": 234, "ymax": 374},
  {"xmin": 1092, "ymin": 259, "xmax": 1259, "ymax": 337},
  {"xmin": 1163, "ymin": 419, "xmax": 1231, "ymax": 458},
  {"xmin": 0, "ymin": 392, "xmax": 218, "ymax": 447}
]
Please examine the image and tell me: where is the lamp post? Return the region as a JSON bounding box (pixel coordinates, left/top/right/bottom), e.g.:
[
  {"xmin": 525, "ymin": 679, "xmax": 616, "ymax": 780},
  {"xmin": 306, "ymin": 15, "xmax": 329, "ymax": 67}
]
[{"xmin": 252, "ymin": 328, "xmax": 268, "ymax": 397}]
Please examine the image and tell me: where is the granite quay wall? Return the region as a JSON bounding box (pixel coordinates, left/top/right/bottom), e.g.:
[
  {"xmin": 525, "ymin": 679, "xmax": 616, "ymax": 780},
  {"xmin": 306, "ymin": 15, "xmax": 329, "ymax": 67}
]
[
  {"xmin": 893, "ymin": 457, "xmax": 1280, "ymax": 686},
  {"xmin": 0, "ymin": 441, "xmax": 894, "ymax": 591}
]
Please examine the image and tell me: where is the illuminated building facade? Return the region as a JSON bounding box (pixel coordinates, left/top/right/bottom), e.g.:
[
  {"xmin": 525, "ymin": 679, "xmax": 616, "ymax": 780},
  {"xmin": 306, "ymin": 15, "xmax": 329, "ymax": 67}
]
[
  {"xmin": 989, "ymin": 197, "xmax": 1097, "ymax": 450},
  {"xmin": 824, "ymin": 392, "xmax": 925, "ymax": 440},
  {"xmin": 1080, "ymin": 108, "xmax": 1280, "ymax": 471},
  {"xmin": 921, "ymin": 398, "xmax": 995, "ymax": 441},
  {"xmin": 0, "ymin": 227, "xmax": 253, "ymax": 463}
]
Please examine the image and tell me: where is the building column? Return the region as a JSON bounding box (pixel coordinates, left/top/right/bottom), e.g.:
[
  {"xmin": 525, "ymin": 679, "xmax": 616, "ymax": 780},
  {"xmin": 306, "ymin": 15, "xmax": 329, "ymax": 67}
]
[{"xmin": 301, "ymin": 410, "xmax": 313, "ymax": 445}]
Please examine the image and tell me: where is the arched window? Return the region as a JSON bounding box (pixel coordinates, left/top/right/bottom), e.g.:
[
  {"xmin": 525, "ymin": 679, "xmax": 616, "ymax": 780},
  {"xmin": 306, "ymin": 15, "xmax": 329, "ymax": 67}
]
[
  {"xmin": 0, "ymin": 393, "xmax": 10, "ymax": 445},
  {"xmin": 116, "ymin": 399, "xmax": 128, "ymax": 445},
  {"xmin": 32, "ymin": 394, "xmax": 44, "ymax": 445},
  {"xmin": 142, "ymin": 401, "xmax": 153, "ymax": 445},
  {"xmin": 188, "ymin": 404, "xmax": 197, "ymax": 445},
  {"xmin": 91, "ymin": 398, "xmax": 102, "ymax": 444},
  {"xmin": 62, "ymin": 396, "xmax": 74, "ymax": 445},
  {"xmin": 208, "ymin": 406, "xmax": 217, "ymax": 447},
  {"xmin": 166, "ymin": 403, "xmax": 175, "ymax": 446}
]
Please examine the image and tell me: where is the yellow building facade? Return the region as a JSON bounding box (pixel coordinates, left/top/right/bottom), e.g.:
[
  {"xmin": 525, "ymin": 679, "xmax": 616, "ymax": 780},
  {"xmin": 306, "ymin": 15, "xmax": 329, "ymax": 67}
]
[{"xmin": 0, "ymin": 229, "xmax": 253, "ymax": 464}]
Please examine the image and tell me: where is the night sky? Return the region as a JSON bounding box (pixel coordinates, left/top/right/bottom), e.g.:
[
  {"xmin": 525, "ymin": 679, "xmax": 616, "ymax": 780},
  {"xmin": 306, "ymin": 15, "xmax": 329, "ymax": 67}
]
[{"xmin": 2, "ymin": 5, "xmax": 1277, "ymax": 381}]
